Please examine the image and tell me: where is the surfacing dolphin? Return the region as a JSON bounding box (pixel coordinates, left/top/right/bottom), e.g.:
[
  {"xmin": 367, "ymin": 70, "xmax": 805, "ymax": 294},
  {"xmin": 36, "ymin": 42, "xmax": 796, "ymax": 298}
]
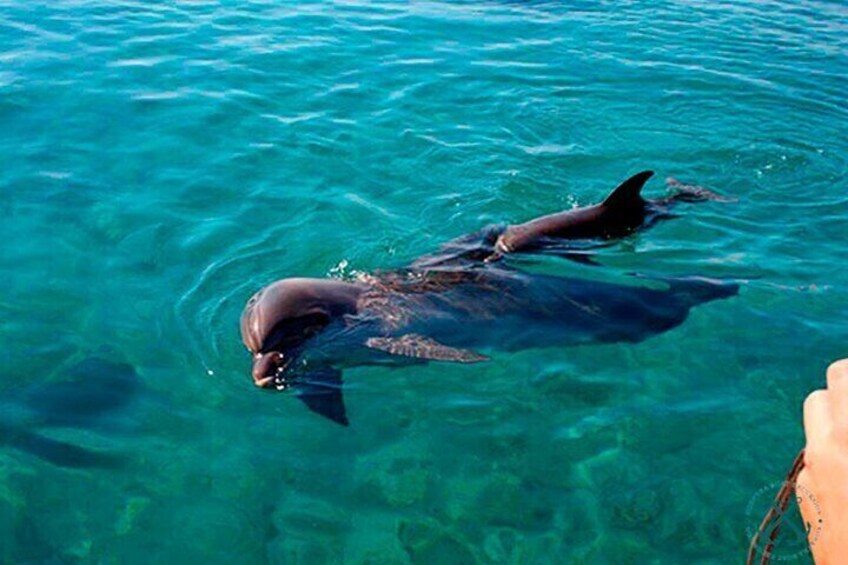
[
  {"xmin": 240, "ymin": 171, "xmax": 735, "ymax": 425},
  {"xmin": 489, "ymin": 171, "xmax": 729, "ymax": 260},
  {"xmin": 411, "ymin": 170, "xmax": 729, "ymax": 267}
]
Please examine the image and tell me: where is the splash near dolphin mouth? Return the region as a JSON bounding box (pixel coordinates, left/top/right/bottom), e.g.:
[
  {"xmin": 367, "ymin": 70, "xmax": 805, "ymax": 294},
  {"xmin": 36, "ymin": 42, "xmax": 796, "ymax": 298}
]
[{"xmin": 272, "ymin": 357, "xmax": 294, "ymax": 391}]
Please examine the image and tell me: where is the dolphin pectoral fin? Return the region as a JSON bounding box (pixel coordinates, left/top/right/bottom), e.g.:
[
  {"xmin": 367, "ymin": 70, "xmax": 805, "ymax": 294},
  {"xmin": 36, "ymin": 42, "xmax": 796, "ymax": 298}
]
[
  {"xmin": 366, "ymin": 335, "xmax": 489, "ymax": 363},
  {"xmin": 293, "ymin": 368, "xmax": 349, "ymax": 427},
  {"xmin": 602, "ymin": 170, "xmax": 654, "ymax": 209}
]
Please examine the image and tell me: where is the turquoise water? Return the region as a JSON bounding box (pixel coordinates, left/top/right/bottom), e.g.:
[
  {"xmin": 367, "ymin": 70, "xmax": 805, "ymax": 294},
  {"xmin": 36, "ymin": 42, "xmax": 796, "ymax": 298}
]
[{"xmin": 1, "ymin": 0, "xmax": 846, "ymax": 562}]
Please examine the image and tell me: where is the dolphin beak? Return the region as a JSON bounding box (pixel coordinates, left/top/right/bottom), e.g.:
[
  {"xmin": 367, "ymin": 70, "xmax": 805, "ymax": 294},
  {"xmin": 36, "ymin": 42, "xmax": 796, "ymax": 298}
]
[
  {"xmin": 254, "ymin": 375, "xmax": 275, "ymax": 388},
  {"xmin": 252, "ymin": 352, "xmax": 286, "ymax": 389}
]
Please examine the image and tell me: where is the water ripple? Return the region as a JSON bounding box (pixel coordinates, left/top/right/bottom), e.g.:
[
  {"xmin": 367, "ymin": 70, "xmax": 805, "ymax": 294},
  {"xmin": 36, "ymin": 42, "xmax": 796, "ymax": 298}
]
[{"xmin": 2, "ymin": 0, "xmax": 847, "ymax": 562}]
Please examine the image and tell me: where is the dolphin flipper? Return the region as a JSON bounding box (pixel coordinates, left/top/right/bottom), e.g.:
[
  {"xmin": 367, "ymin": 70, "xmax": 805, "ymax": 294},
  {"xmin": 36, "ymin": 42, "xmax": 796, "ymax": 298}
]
[
  {"xmin": 366, "ymin": 334, "xmax": 489, "ymax": 363},
  {"xmin": 294, "ymin": 368, "xmax": 349, "ymax": 427}
]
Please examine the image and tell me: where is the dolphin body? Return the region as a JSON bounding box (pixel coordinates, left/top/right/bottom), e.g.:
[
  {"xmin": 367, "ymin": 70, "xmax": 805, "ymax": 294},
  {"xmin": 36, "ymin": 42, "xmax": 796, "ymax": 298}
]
[
  {"xmin": 411, "ymin": 170, "xmax": 727, "ymax": 267},
  {"xmin": 0, "ymin": 357, "xmax": 140, "ymax": 468},
  {"xmin": 495, "ymin": 170, "xmax": 666, "ymax": 255},
  {"xmin": 240, "ymin": 171, "xmax": 735, "ymax": 426}
]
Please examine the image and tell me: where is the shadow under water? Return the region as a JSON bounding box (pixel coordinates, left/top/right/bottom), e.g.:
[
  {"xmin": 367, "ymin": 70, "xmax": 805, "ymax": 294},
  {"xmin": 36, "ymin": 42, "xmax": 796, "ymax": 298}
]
[{"xmin": 0, "ymin": 357, "xmax": 141, "ymax": 469}]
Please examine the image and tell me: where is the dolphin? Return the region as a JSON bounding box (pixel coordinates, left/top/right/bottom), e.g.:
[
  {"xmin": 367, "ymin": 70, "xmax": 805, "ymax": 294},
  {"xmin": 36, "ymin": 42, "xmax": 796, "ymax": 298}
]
[
  {"xmin": 241, "ymin": 273, "xmax": 737, "ymax": 426},
  {"xmin": 494, "ymin": 170, "xmax": 661, "ymax": 256},
  {"xmin": 0, "ymin": 357, "xmax": 140, "ymax": 468},
  {"xmin": 239, "ymin": 171, "xmax": 735, "ymax": 426},
  {"xmin": 409, "ymin": 171, "xmax": 729, "ymax": 268}
]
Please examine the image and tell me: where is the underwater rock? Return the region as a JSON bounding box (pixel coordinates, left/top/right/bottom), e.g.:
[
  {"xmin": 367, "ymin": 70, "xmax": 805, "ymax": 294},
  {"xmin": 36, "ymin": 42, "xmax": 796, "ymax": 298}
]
[
  {"xmin": 265, "ymin": 491, "xmax": 347, "ymax": 562},
  {"xmin": 397, "ymin": 519, "xmax": 478, "ymax": 564},
  {"xmin": 0, "ymin": 472, "xmax": 70, "ymax": 564},
  {"xmin": 482, "ymin": 528, "xmax": 521, "ymax": 563},
  {"xmin": 266, "ymin": 536, "xmax": 341, "ymax": 565},
  {"xmin": 442, "ymin": 472, "xmax": 559, "ymax": 537},
  {"xmin": 608, "ymin": 486, "xmax": 664, "ymax": 529},
  {"xmin": 270, "ymin": 491, "xmax": 348, "ymax": 538},
  {"xmin": 346, "ymin": 512, "xmax": 409, "ymax": 565},
  {"xmin": 571, "ymin": 530, "xmax": 654, "ymax": 564},
  {"xmin": 469, "ymin": 473, "xmax": 523, "ymax": 527},
  {"xmin": 63, "ymin": 538, "xmax": 93, "ymax": 561},
  {"xmin": 354, "ymin": 444, "xmax": 432, "ymax": 508},
  {"xmin": 654, "ymin": 478, "xmax": 699, "ymax": 542},
  {"xmin": 504, "ymin": 531, "xmax": 564, "ymax": 564},
  {"xmin": 652, "ymin": 475, "xmax": 747, "ymax": 557},
  {"xmin": 0, "ymin": 496, "xmax": 18, "ymax": 561},
  {"xmin": 531, "ymin": 368, "xmax": 623, "ymax": 408},
  {"xmin": 115, "ymin": 496, "xmax": 151, "ymax": 536},
  {"xmin": 543, "ymin": 435, "xmax": 606, "ymax": 476},
  {"xmin": 573, "ymin": 448, "xmax": 650, "ymax": 493},
  {"xmin": 161, "ymin": 498, "xmax": 266, "ymax": 563}
]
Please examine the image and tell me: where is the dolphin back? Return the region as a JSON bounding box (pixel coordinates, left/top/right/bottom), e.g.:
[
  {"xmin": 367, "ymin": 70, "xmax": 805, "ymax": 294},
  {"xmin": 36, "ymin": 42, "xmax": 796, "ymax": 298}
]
[{"xmin": 601, "ymin": 170, "xmax": 654, "ymax": 209}]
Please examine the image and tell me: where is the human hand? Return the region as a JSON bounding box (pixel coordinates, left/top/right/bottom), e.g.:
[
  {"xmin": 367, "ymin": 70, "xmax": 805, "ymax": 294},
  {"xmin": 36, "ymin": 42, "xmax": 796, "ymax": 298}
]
[{"xmin": 797, "ymin": 359, "xmax": 848, "ymax": 564}]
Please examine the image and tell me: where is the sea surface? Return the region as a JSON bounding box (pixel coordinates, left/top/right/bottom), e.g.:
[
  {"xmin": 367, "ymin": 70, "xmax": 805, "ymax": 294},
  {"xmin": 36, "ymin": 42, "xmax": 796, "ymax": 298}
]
[{"xmin": 1, "ymin": 1, "xmax": 846, "ymax": 563}]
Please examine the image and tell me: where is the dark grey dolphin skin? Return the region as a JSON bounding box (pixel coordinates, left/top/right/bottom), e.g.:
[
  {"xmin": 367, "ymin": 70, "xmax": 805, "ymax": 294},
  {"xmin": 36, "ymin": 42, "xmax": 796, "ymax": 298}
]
[
  {"xmin": 494, "ymin": 170, "xmax": 661, "ymax": 256},
  {"xmin": 0, "ymin": 357, "xmax": 139, "ymax": 468},
  {"xmin": 410, "ymin": 170, "xmax": 729, "ymax": 267},
  {"xmin": 240, "ymin": 172, "xmax": 735, "ymax": 426}
]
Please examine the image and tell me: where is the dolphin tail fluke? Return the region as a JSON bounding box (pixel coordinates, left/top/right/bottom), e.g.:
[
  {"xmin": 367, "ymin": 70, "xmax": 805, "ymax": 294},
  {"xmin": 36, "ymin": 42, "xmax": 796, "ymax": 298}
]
[
  {"xmin": 294, "ymin": 368, "xmax": 349, "ymax": 426},
  {"xmin": 602, "ymin": 171, "xmax": 654, "ymax": 209},
  {"xmin": 666, "ymin": 276, "xmax": 740, "ymax": 304},
  {"xmin": 666, "ymin": 178, "xmax": 736, "ymax": 203},
  {"xmin": 630, "ymin": 273, "xmax": 739, "ymax": 305},
  {"xmin": 6, "ymin": 426, "xmax": 122, "ymax": 469}
]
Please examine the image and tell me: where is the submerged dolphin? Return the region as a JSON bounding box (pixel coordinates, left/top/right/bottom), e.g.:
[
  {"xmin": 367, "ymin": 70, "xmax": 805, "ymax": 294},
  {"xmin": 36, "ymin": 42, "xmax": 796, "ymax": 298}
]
[
  {"xmin": 240, "ymin": 171, "xmax": 735, "ymax": 425},
  {"xmin": 0, "ymin": 357, "xmax": 139, "ymax": 468}
]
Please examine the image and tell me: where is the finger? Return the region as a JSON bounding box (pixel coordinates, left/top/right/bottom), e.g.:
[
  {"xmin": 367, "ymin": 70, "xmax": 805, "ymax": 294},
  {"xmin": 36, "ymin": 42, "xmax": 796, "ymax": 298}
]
[
  {"xmin": 826, "ymin": 359, "xmax": 848, "ymax": 436},
  {"xmin": 803, "ymin": 389, "xmax": 832, "ymax": 450}
]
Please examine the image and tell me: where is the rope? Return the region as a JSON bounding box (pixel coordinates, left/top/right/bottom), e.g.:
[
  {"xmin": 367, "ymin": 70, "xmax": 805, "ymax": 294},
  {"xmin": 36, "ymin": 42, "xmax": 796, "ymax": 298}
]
[{"xmin": 746, "ymin": 449, "xmax": 807, "ymax": 565}]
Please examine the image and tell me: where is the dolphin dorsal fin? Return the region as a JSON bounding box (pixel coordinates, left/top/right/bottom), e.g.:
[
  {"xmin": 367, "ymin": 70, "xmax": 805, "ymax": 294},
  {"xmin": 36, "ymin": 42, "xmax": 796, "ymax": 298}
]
[{"xmin": 602, "ymin": 170, "xmax": 654, "ymax": 209}]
